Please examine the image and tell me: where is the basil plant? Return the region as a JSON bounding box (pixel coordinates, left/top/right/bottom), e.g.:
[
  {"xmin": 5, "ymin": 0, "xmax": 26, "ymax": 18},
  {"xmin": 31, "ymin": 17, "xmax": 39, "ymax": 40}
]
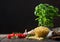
[{"xmin": 34, "ymin": 3, "xmax": 60, "ymax": 28}]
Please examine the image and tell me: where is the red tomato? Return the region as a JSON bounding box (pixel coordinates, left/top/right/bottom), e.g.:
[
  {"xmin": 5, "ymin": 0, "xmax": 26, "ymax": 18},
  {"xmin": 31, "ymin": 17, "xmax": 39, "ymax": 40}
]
[
  {"xmin": 7, "ymin": 34, "xmax": 11, "ymax": 39},
  {"xmin": 17, "ymin": 34, "xmax": 23, "ymax": 38},
  {"xmin": 15, "ymin": 33, "xmax": 19, "ymax": 36},
  {"xmin": 18, "ymin": 34, "xmax": 26, "ymax": 38},
  {"xmin": 7, "ymin": 33, "xmax": 15, "ymax": 39},
  {"xmin": 21, "ymin": 34, "xmax": 26, "ymax": 38},
  {"xmin": 10, "ymin": 33, "xmax": 15, "ymax": 37},
  {"xmin": 7, "ymin": 33, "xmax": 27, "ymax": 39}
]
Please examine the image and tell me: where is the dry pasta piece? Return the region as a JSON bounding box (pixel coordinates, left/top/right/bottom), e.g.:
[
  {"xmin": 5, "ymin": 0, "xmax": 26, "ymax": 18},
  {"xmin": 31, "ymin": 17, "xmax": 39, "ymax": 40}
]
[{"xmin": 26, "ymin": 36, "xmax": 44, "ymax": 40}]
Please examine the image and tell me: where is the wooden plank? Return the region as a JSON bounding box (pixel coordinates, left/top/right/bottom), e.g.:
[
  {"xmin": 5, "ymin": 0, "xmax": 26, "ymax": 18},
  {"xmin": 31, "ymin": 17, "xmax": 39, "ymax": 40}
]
[{"xmin": 0, "ymin": 34, "xmax": 60, "ymax": 42}]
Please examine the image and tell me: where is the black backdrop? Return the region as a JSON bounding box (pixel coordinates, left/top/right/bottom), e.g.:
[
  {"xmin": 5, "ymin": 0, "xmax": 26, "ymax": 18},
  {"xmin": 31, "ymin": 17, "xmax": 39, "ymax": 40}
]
[{"xmin": 0, "ymin": 0, "xmax": 60, "ymax": 33}]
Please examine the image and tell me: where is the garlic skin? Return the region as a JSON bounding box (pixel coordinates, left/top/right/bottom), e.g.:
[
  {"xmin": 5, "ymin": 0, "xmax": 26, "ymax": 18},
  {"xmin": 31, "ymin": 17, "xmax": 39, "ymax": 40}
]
[
  {"xmin": 23, "ymin": 29, "xmax": 34, "ymax": 35},
  {"xmin": 27, "ymin": 30, "xmax": 35, "ymax": 35},
  {"xmin": 23, "ymin": 29, "xmax": 28, "ymax": 35},
  {"xmin": 46, "ymin": 31, "xmax": 53, "ymax": 38}
]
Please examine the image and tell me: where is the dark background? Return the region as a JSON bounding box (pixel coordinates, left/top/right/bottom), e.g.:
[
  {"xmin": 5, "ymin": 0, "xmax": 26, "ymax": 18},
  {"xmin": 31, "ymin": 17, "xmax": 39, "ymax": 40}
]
[{"xmin": 0, "ymin": 0, "xmax": 60, "ymax": 33}]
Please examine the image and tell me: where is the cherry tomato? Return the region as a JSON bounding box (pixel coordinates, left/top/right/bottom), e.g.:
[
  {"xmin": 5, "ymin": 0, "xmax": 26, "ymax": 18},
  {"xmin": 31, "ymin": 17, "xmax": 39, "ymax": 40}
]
[
  {"xmin": 18, "ymin": 34, "xmax": 23, "ymax": 38},
  {"xmin": 7, "ymin": 33, "xmax": 27, "ymax": 39},
  {"xmin": 15, "ymin": 33, "xmax": 26, "ymax": 38},
  {"xmin": 21, "ymin": 34, "xmax": 26, "ymax": 38},
  {"xmin": 10, "ymin": 33, "xmax": 15, "ymax": 37},
  {"xmin": 7, "ymin": 34, "xmax": 11, "ymax": 39}
]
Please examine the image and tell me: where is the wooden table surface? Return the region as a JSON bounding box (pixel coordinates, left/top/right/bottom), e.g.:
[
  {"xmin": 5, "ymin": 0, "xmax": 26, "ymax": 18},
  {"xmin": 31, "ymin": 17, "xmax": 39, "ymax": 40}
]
[
  {"xmin": 0, "ymin": 38, "xmax": 60, "ymax": 42},
  {"xmin": 0, "ymin": 34, "xmax": 60, "ymax": 42}
]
